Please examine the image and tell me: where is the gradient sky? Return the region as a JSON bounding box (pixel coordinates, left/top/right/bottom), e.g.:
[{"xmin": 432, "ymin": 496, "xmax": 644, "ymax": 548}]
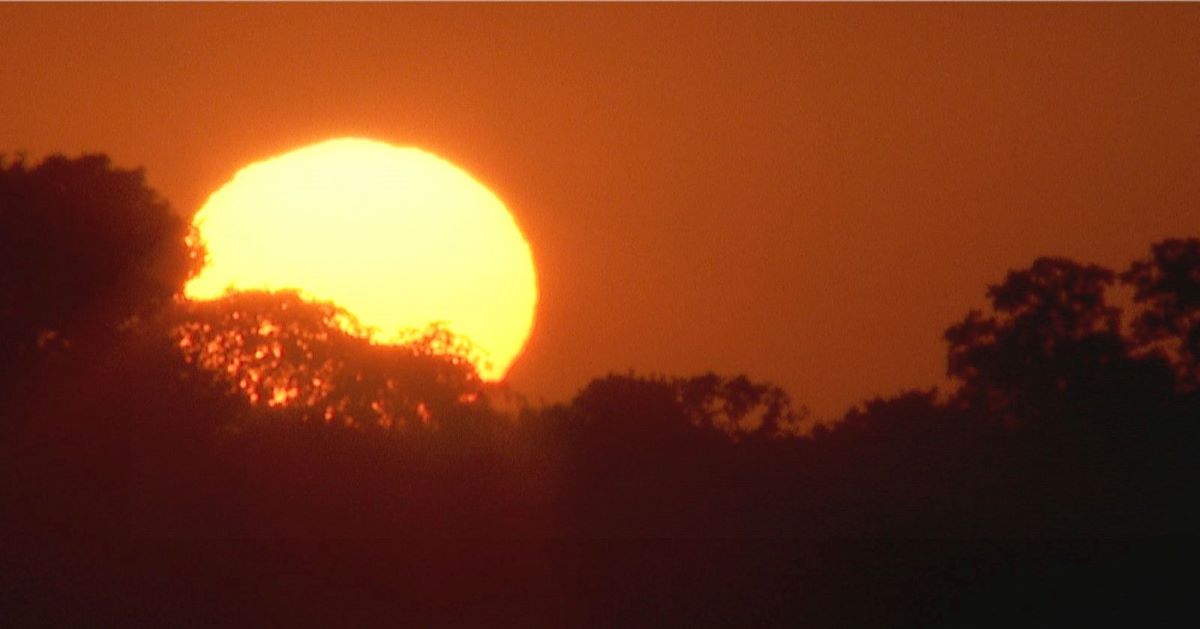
[{"xmin": 2, "ymin": 4, "xmax": 1197, "ymax": 417}]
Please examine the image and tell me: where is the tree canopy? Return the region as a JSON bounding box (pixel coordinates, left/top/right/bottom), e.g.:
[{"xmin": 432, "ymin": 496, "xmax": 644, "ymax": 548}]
[
  {"xmin": 0, "ymin": 154, "xmax": 198, "ymax": 372},
  {"xmin": 174, "ymin": 289, "xmax": 488, "ymax": 431},
  {"xmin": 944, "ymin": 256, "xmax": 1172, "ymax": 424},
  {"xmin": 1123, "ymin": 237, "xmax": 1200, "ymax": 391}
]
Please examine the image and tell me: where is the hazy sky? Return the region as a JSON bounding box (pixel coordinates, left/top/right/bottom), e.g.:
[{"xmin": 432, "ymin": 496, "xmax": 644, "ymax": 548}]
[{"xmin": 2, "ymin": 4, "xmax": 1197, "ymax": 416}]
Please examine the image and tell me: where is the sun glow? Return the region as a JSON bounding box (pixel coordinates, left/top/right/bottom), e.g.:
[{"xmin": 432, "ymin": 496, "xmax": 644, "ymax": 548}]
[{"xmin": 185, "ymin": 137, "xmax": 538, "ymax": 380}]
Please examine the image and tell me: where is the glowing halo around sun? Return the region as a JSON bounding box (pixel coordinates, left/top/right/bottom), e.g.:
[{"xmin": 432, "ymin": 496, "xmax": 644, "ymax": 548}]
[{"xmin": 184, "ymin": 137, "xmax": 538, "ymax": 380}]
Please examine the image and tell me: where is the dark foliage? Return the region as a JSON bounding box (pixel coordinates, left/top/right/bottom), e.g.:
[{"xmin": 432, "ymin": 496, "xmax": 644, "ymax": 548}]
[
  {"xmin": 1124, "ymin": 237, "xmax": 1200, "ymax": 390},
  {"xmin": 174, "ymin": 289, "xmax": 487, "ymax": 431},
  {"xmin": 944, "ymin": 257, "xmax": 1172, "ymax": 424},
  {"xmin": 0, "ymin": 154, "xmax": 198, "ymax": 370}
]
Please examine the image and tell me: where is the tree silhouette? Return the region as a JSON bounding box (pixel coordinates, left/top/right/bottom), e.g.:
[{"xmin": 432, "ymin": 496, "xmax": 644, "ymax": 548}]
[
  {"xmin": 571, "ymin": 371, "xmax": 809, "ymax": 441},
  {"xmin": 0, "ymin": 154, "xmax": 198, "ymax": 376},
  {"xmin": 174, "ymin": 290, "xmax": 488, "ymax": 431},
  {"xmin": 943, "ymin": 257, "xmax": 1169, "ymax": 423},
  {"xmin": 1123, "ymin": 237, "xmax": 1200, "ymax": 391}
]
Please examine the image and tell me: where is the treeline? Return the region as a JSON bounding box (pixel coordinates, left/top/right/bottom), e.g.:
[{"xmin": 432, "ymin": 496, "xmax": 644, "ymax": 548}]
[{"xmin": 3, "ymin": 154, "xmax": 1197, "ymax": 625}]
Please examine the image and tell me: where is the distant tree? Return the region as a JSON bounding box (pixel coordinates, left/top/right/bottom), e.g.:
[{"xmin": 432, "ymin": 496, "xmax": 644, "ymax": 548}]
[
  {"xmin": 823, "ymin": 389, "xmax": 955, "ymax": 441},
  {"xmin": 570, "ymin": 371, "xmax": 809, "ymax": 441},
  {"xmin": 1122, "ymin": 237, "xmax": 1200, "ymax": 391},
  {"xmin": 174, "ymin": 290, "xmax": 487, "ymax": 431},
  {"xmin": 944, "ymin": 257, "xmax": 1169, "ymax": 423},
  {"xmin": 677, "ymin": 372, "xmax": 810, "ymax": 439},
  {"xmin": 0, "ymin": 153, "xmax": 199, "ymax": 374}
]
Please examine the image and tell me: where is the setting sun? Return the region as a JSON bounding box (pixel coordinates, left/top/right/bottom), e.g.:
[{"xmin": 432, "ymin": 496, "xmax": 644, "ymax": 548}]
[{"xmin": 185, "ymin": 137, "xmax": 538, "ymax": 379}]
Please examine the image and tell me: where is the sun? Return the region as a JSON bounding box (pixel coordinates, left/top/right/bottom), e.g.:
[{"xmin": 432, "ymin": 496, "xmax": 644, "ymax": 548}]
[{"xmin": 185, "ymin": 137, "xmax": 538, "ymax": 380}]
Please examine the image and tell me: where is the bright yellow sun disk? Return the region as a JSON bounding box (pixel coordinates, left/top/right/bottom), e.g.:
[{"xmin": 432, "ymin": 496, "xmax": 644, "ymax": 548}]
[{"xmin": 185, "ymin": 137, "xmax": 538, "ymax": 380}]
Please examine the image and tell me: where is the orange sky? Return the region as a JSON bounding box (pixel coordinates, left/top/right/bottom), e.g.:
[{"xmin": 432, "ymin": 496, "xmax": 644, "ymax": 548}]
[{"xmin": 2, "ymin": 4, "xmax": 1197, "ymax": 417}]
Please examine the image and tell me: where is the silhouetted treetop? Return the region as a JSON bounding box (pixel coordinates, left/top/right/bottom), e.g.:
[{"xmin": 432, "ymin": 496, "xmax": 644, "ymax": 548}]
[
  {"xmin": 946, "ymin": 256, "xmax": 1172, "ymax": 422},
  {"xmin": 570, "ymin": 372, "xmax": 809, "ymax": 441},
  {"xmin": 1123, "ymin": 237, "xmax": 1200, "ymax": 390},
  {"xmin": 0, "ymin": 153, "xmax": 198, "ymax": 369},
  {"xmin": 946, "ymin": 258, "xmax": 1119, "ymax": 375},
  {"xmin": 174, "ymin": 290, "xmax": 487, "ymax": 431},
  {"xmin": 821, "ymin": 389, "xmax": 950, "ymax": 440}
]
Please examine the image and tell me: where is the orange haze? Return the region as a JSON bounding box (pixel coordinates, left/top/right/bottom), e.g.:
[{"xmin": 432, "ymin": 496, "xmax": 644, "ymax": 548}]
[{"xmin": 2, "ymin": 4, "xmax": 1197, "ymax": 416}]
